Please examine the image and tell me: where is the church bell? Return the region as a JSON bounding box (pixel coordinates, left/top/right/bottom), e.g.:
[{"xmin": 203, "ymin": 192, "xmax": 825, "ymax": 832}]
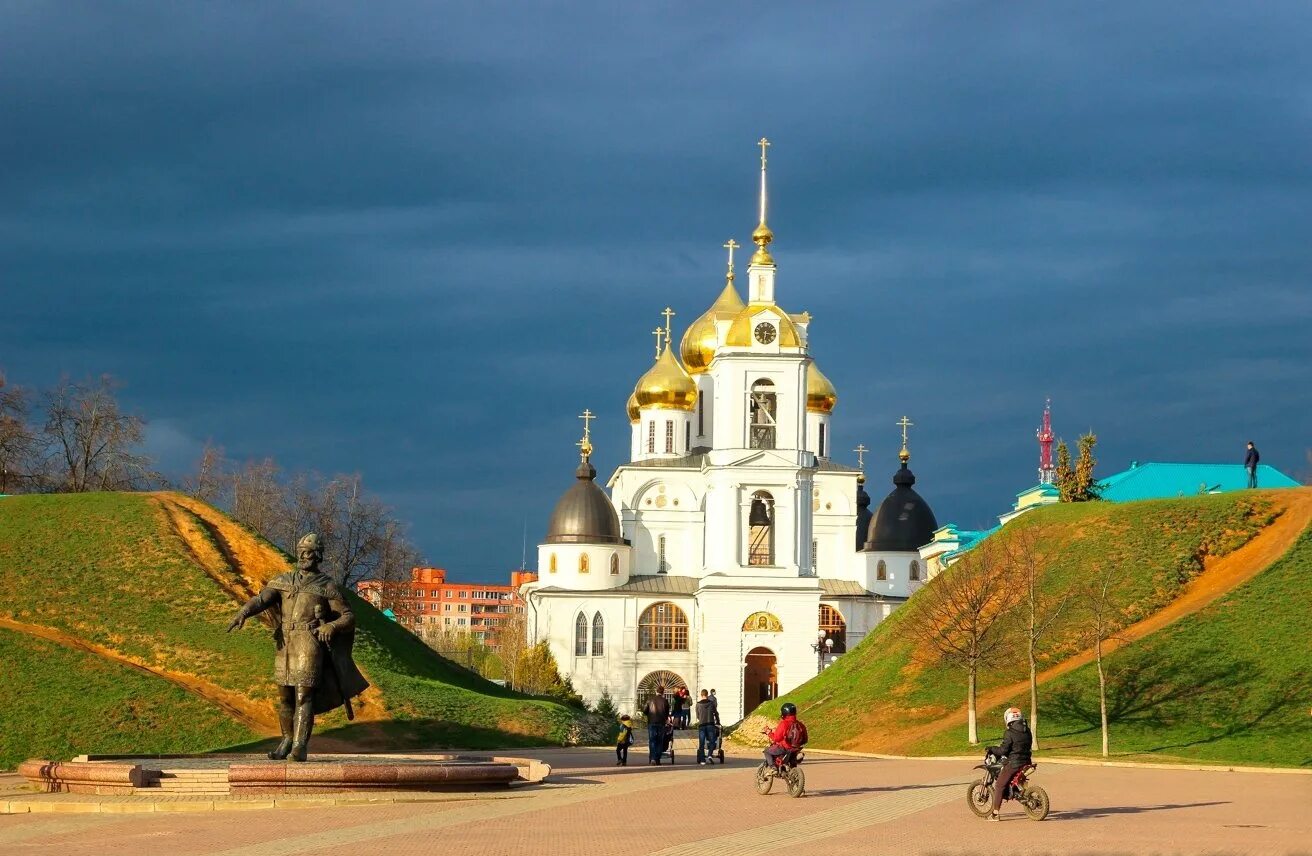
[{"xmin": 748, "ymin": 497, "xmax": 772, "ymax": 527}]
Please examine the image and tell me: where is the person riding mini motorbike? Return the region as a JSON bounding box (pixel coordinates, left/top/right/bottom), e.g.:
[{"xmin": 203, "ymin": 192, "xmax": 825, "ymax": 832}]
[
  {"xmin": 985, "ymin": 707, "xmax": 1033, "ymax": 821},
  {"xmin": 761, "ymin": 702, "xmax": 805, "ymax": 768}
]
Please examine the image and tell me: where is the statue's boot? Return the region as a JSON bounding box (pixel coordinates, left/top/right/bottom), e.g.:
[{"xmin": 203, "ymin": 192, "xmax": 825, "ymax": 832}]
[
  {"xmin": 267, "ymin": 703, "xmax": 295, "ymax": 760},
  {"xmin": 289, "ymin": 701, "xmax": 314, "ymax": 762}
]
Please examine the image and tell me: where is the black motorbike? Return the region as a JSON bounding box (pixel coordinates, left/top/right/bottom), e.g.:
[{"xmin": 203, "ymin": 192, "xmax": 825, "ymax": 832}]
[
  {"xmin": 755, "ymin": 735, "xmax": 806, "ymax": 797},
  {"xmin": 966, "ymin": 752, "xmax": 1049, "ymax": 821}
]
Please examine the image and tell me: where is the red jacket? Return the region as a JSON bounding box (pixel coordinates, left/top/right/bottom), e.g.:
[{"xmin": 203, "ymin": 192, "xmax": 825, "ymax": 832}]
[{"xmin": 768, "ymin": 715, "xmax": 798, "ymax": 748}]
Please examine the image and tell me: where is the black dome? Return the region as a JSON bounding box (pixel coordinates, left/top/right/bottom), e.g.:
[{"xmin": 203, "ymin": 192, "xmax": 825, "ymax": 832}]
[
  {"xmin": 863, "ymin": 462, "xmax": 937, "ymax": 552},
  {"xmin": 545, "ymin": 460, "xmax": 624, "ymax": 545}
]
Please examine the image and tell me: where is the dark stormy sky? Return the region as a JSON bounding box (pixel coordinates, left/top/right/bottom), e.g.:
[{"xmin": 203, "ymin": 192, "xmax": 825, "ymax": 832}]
[{"xmin": 4, "ymin": 3, "xmax": 1310, "ymax": 581}]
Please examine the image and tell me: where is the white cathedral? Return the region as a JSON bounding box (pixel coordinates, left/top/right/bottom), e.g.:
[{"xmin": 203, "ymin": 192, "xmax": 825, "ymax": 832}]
[{"xmin": 521, "ymin": 141, "xmax": 939, "ymax": 723}]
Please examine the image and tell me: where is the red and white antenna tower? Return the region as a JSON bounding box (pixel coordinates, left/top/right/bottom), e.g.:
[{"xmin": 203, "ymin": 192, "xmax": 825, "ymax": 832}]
[{"xmin": 1037, "ymin": 398, "xmax": 1055, "ymax": 484}]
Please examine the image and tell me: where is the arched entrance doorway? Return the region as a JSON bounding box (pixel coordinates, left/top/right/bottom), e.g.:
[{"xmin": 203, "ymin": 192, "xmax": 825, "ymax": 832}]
[
  {"xmin": 636, "ymin": 670, "xmax": 687, "ymax": 714},
  {"xmin": 743, "ymin": 647, "xmax": 777, "ymax": 715}
]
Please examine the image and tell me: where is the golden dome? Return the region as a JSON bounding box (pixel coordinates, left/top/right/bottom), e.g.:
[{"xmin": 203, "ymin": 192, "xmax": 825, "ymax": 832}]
[
  {"xmin": 634, "ymin": 345, "xmax": 697, "ymax": 411},
  {"xmin": 724, "ymin": 303, "xmax": 804, "ymax": 349},
  {"xmin": 626, "ymin": 390, "xmax": 640, "ymax": 423},
  {"xmin": 807, "ymin": 362, "xmax": 838, "ymax": 413},
  {"xmin": 680, "ymin": 279, "xmax": 745, "ymax": 374}
]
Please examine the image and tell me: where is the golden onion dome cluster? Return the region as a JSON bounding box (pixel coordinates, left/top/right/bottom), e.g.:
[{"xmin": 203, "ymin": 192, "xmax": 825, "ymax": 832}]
[
  {"xmin": 680, "ymin": 280, "xmax": 745, "ymax": 374},
  {"xmin": 626, "ymin": 390, "xmax": 640, "ymax": 423},
  {"xmin": 806, "ymin": 362, "xmax": 838, "ymax": 413},
  {"xmin": 632, "ymin": 345, "xmax": 697, "ymax": 412}
]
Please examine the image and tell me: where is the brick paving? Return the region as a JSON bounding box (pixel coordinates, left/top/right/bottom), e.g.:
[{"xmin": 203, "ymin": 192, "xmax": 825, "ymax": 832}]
[{"xmin": 1, "ymin": 749, "xmax": 1308, "ymax": 855}]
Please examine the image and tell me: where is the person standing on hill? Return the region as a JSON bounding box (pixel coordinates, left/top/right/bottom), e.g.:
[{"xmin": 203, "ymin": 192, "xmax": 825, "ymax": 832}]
[
  {"xmin": 1245, "ymin": 441, "xmax": 1260, "ymax": 489},
  {"xmin": 643, "ymin": 687, "xmax": 670, "ymax": 765}
]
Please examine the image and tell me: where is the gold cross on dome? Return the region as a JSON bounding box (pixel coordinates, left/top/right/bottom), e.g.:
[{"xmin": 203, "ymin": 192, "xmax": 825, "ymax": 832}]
[
  {"xmin": 661, "ymin": 306, "xmax": 676, "ymax": 340},
  {"xmin": 897, "ymin": 416, "xmax": 914, "ymax": 457},
  {"xmin": 723, "ymin": 238, "xmax": 740, "ymax": 271},
  {"xmin": 758, "ymin": 137, "xmax": 770, "ymax": 168},
  {"xmin": 652, "ymin": 326, "xmax": 665, "ymax": 359},
  {"xmin": 853, "ymin": 443, "xmax": 868, "ymax": 471},
  {"xmin": 576, "ymin": 409, "xmax": 595, "ymax": 461}
]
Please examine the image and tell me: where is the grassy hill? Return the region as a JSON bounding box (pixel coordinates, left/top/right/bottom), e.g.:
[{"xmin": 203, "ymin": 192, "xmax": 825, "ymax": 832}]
[
  {"xmin": 753, "ymin": 489, "xmax": 1312, "ymax": 768},
  {"xmin": 0, "ymin": 491, "xmax": 585, "ymax": 770}
]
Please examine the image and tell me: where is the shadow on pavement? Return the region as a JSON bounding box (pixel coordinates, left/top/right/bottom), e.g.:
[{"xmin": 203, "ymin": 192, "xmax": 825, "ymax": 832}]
[
  {"xmin": 811, "ymin": 783, "xmax": 956, "ymax": 798},
  {"xmin": 1049, "ymin": 801, "xmax": 1229, "ymax": 820}
]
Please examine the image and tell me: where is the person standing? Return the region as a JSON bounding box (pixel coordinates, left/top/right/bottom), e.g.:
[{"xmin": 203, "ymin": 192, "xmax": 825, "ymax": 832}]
[
  {"xmin": 643, "ymin": 687, "xmax": 670, "ymax": 765},
  {"xmin": 615, "ymin": 714, "xmax": 634, "ymax": 766},
  {"xmin": 694, "ymin": 690, "xmax": 717, "ymax": 765},
  {"xmin": 671, "ymin": 686, "xmax": 687, "ymax": 728},
  {"xmin": 1246, "ymin": 441, "xmax": 1260, "ymax": 489}
]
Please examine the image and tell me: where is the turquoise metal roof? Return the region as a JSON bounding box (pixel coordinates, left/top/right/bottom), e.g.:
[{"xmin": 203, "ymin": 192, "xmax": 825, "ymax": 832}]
[
  {"xmin": 1014, "ymin": 483, "xmax": 1060, "ymax": 499},
  {"xmin": 1097, "ymin": 462, "xmax": 1299, "ymax": 502}
]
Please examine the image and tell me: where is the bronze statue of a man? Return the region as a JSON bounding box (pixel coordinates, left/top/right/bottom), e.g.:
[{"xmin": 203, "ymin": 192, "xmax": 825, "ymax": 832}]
[{"xmin": 227, "ymin": 533, "xmax": 368, "ymax": 761}]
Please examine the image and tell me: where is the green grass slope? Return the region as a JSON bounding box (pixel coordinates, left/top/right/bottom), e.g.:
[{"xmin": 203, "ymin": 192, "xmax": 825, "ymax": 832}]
[
  {"xmin": 0, "ymin": 627, "xmax": 258, "ymax": 770},
  {"xmin": 912, "ymin": 526, "xmax": 1312, "ymax": 766},
  {"xmin": 761, "ymin": 491, "xmax": 1307, "ymax": 766},
  {"xmin": 0, "ymin": 492, "xmax": 584, "ymax": 766}
]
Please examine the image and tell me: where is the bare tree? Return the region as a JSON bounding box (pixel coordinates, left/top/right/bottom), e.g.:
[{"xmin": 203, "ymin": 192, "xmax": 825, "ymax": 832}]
[
  {"xmin": 41, "ymin": 374, "xmax": 157, "ymax": 491},
  {"xmin": 1005, "ymin": 525, "xmax": 1069, "ymax": 751},
  {"xmin": 1081, "ymin": 561, "xmax": 1128, "ymax": 757},
  {"xmin": 231, "ymin": 457, "xmax": 287, "ymax": 544},
  {"xmin": 905, "ymin": 538, "xmax": 1023, "ymax": 743},
  {"xmin": 182, "ymin": 441, "xmax": 227, "ymax": 504},
  {"xmin": 497, "ymin": 611, "xmax": 530, "ymax": 691},
  {"xmin": 0, "ymin": 374, "xmax": 41, "ymax": 493}
]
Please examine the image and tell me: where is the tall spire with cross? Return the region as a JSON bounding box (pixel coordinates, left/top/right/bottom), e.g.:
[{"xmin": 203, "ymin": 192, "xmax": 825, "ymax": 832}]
[
  {"xmin": 750, "ymin": 137, "xmax": 775, "ymax": 267},
  {"xmin": 897, "ymin": 416, "xmax": 914, "ymax": 464},
  {"xmin": 652, "ymin": 326, "xmax": 665, "ymax": 360},
  {"xmin": 723, "ymin": 238, "xmax": 739, "ymax": 284},
  {"xmin": 661, "ymin": 306, "xmax": 676, "ymax": 344}
]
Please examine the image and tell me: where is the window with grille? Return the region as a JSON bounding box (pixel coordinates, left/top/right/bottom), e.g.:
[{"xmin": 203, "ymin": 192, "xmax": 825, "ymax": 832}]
[
  {"xmin": 658, "ymin": 534, "xmax": 667, "ymax": 573},
  {"xmin": 665, "ymin": 420, "xmax": 674, "ymax": 454},
  {"xmin": 811, "ymin": 539, "xmax": 818, "ymax": 569},
  {"xmin": 574, "ymin": 613, "xmax": 588, "ymax": 656},
  {"xmin": 697, "ymin": 396, "xmax": 704, "ymax": 436},
  {"xmin": 685, "ymin": 421, "xmax": 690, "ymax": 452},
  {"xmin": 591, "ymin": 612, "xmax": 604, "ymax": 656},
  {"xmin": 819, "ymin": 422, "xmax": 827, "ymax": 458},
  {"xmin": 647, "ymin": 420, "xmax": 655, "ymax": 453},
  {"xmin": 638, "ymin": 602, "xmax": 688, "ymax": 650}
]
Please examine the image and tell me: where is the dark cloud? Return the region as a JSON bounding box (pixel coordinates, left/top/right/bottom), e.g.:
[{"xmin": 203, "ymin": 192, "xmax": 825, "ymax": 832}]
[{"xmin": 3, "ymin": 1, "xmax": 1310, "ymax": 578}]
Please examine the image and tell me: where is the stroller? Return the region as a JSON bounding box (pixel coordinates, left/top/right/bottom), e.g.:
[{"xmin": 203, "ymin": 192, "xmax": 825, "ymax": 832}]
[
  {"xmin": 705, "ymin": 724, "xmax": 726, "ymax": 764},
  {"xmin": 661, "ymin": 720, "xmax": 676, "ymax": 764}
]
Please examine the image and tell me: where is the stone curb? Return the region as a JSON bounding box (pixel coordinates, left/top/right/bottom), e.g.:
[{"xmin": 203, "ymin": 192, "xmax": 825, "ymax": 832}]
[
  {"xmin": 0, "ymin": 789, "xmax": 537, "ymax": 815},
  {"xmin": 801, "ymin": 747, "xmax": 1312, "ymax": 775}
]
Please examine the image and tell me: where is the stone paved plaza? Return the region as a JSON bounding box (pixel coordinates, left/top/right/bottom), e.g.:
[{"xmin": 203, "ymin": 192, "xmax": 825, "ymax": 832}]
[{"xmin": 2, "ymin": 748, "xmax": 1309, "ymax": 855}]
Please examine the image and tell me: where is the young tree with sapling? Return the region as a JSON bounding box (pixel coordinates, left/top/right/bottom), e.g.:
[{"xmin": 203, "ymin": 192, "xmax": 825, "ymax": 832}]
[
  {"xmin": 42, "ymin": 374, "xmax": 158, "ymax": 492},
  {"xmin": 905, "ymin": 538, "xmax": 1023, "ymax": 744},
  {"xmin": 183, "ymin": 441, "xmax": 227, "ymax": 504},
  {"xmin": 497, "ymin": 611, "xmax": 530, "ymax": 692},
  {"xmin": 1004, "ymin": 524, "xmax": 1068, "ymax": 751},
  {"xmin": 1081, "ymin": 560, "xmax": 1128, "ymax": 757}
]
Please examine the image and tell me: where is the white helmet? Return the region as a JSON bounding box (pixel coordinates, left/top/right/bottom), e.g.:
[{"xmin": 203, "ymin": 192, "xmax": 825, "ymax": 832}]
[{"xmin": 1004, "ymin": 707, "xmax": 1023, "ymax": 726}]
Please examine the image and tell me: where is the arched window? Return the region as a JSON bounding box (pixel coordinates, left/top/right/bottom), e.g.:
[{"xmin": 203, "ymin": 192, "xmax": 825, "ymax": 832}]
[
  {"xmin": 638, "ymin": 601, "xmax": 688, "ymax": 650},
  {"xmin": 591, "ymin": 612, "xmax": 605, "ymax": 656},
  {"xmin": 574, "ymin": 613, "xmax": 588, "ymax": 657},
  {"xmin": 876, "ymin": 559, "xmax": 887, "ymax": 581},
  {"xmin": 819, "ymin": 604, "xmax": 848, "ymax": 654},
  {"xmin": 579, "ymin": 553, "xmax": 590, "ymax": 573},
  {"xmin": 609, "ymin": 553, "xmax": 620, "ymax": 576},
  {"xmin": 909, "ymin": 560, "xmax": 921, "ymax": 581},
  {"xmin": 658, "ymin": 534, "xmax": 668, "ymax": 574},
  {"xmin": 549, "ymin": 553, "xmax": 558, "ymax": 573},
  {"xmin": 749, "ymin": 379, "xmax": 777, "ymax": 449},
  {"xmin": 748, "ymin": 490, "xmax": 775, "ymax": 566}
]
